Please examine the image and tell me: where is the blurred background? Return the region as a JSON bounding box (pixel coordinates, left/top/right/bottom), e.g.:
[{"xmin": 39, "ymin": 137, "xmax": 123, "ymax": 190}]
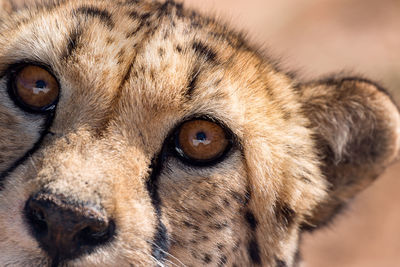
[
  {"xmin": 184, "ymin": 0, "xmax": 400, "ymax": 266},
  {"xmin": 9, "ymin": 0, "xmax": 400, "ymax": 266}
]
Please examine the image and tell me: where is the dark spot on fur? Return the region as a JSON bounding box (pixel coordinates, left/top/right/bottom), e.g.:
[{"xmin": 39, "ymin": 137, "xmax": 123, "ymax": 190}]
[
  {"xmin": 175, "ymin": 44, "xmax": 183, "ymax": 53},
  {"xmin": 126, "ymin": 13, "xmax": 151, "ymax": 38},
  {"xmin": 140, "ymin": 12, "xmax": 151, "ymax": 20},
  {"xmin": 210, "ymin": 221, "xmax": 228, "ymax": 230},
  {"xmin": 163, "ymin": 30, "xmax": 170, "ymax": 39},
  {"xmin": 201, "ymin": 235, "xmax": 209, "ymax": 241},
  {"xmin": 218, "ymin": 255, "xmax": 227, "ymax": 266},
  {"xmin": 175, "ymin": 3, "xmax": 184, "ymax": 18},
  {"xmin": 231, "ymin": 191, "xmax": 247, "ymax": 205},
  {"xmin": 203, "ymin": 253, "xmax": 212, "ymax": 264},
  {"xmin": 232, "ymin": 240, "xmax": 240, "ymax": 252},
  {"xmin": 191, "ymin": 20, "xmax": 201, "ymax": 29},
  {"xmin": 159, "ymin": 0, "xmax": 184, "ymax": 18},
  {"xmin": 245, "ymin": 211, "xmax": 258, "ymax": 230},
  {"xmin": 116, "ymin": 48, "xmax": 126, "ymax": 64},
  {"xmin": 63, "ymin": 27, "xmax": 82, "ymax": 60},
  {"xmin": 150, "ymin": 69, "xmax": 156, "ymax": 80},
  {"xmin": 208, "ymin": 31, "xmax": 244, "ymax": 48},
  {"xmin": 212, "ymin": 204, "xmax": 222, "ymax": 213},
  {"xmin": 276, "ymin": 202, "xmax": 296, "ymax": 228},
  {"xmin": 248, "ymin": 239, "xmax": 262, "ymax": 265},
  {"xmin": 301, "ymin": 175, "xmax": 312, "ymax": 183},
  {"xmin": 128, "ymin": 11, "xmax": 139, "ymax": 19},
  {"xmin": 223, "ymin": 197, "xmax": 230, "ymax": 207},
  {"xmin": 275, "ymin": 258, "xmax": 288, "ymax": 267},
  {"xmin": 214, "ymin": 78, "xmax": 223, "ymax": 87},
  {"xmin": 183, "ymin": 221, "xmax": 200, "ymax": 231},
  {"xmin": 106, "ymin": 37, "xmax": 115, "ymax": 45},
  {"xmin": 192, "ymin": 41, "xmax": 217, "ymax": 62},
  {"xmin": 191, "ymin": 251, "xmax": 199, "ymax": 259},
  {"xmin": 185, "ymin": 65, "xmax": 200, "ymax": 99},
  {"xmin": 189, "ymin": 10, "xmax": 199, "ymax": 19},
  {"xmin": 75, "ymin": 6, "xmax": 114, "ymax": 29},
  {"xmin": 200, "ymin": 190, "xmax": 212, "ymax": 200},
  {"xmin": 283, "ymin": 111, "xmax": 292, "ymax": 120},
  {"xmin": 217, "ymin": 243, "xmax": 224, "ymax": 250},
  {"xmin": 203, "ymin": 209, "xmax": 214, "ymax": 217}
]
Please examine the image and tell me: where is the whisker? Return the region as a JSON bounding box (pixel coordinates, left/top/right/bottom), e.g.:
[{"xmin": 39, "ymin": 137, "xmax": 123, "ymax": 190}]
[
  {"xmin": 29, "ymin": 157, "xmax": 38, "ymax": 172},
  {"xmin": 148, "ymin": 254, "xmax": 166, "ymax": 267},
  {"xmin": 148, "ymin": 241, "xmax": 187, "ymax": 267}
]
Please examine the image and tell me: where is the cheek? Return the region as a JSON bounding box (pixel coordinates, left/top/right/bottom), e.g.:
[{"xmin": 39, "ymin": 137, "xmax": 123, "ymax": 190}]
[
  {"xmin": 0, "ymin": 170, "xmax": 42, "ymax": 251},
  {"xmin": 158, "ymin": 155, "xmax": 249, "ymax": 263},
  {"xmin": 0, "ymin": 108, "xmax": 45, "ymax": 174}
]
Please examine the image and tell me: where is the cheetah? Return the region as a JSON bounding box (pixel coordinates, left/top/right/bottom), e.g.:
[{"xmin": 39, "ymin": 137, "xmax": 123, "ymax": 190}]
[{"xmin": 0, "ymin": 0, "xmax": 399, "ymax": 266}]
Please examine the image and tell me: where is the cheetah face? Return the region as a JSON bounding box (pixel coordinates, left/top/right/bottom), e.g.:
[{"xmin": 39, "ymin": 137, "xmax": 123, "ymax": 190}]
[{"xmin": 0, "ymin": 1, "xmax": 399, "ymax": 267}]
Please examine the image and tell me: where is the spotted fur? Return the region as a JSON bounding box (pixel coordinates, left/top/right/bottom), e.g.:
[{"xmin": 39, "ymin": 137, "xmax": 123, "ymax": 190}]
[{"xmin": 0, "ymin": 0, "xmax": 399, "ymax": 266}]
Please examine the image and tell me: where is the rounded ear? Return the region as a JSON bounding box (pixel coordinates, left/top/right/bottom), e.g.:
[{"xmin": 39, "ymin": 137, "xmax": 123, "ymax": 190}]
[{"xmin": 298, "ymin": 77, "xmax": 400, "ymax": 230}]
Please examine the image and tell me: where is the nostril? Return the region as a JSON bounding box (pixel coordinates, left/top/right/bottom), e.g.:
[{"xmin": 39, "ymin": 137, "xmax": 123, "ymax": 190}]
[{"xmin": 77, "ymin": 220, "xmax": 116, "ymax": 246}]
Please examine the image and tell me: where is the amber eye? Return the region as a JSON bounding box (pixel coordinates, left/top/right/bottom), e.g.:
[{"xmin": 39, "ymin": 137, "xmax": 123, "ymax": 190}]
[
  {"xmin": 11, "ymin": 65, "xmax": 59, "ymax": 112},
  {"xmin": 174, "ymin": 119, "xmax": 232, "ymax": 165}
]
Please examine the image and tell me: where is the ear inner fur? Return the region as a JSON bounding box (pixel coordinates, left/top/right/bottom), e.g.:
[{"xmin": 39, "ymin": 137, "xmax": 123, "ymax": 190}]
[{"xmin": 299, "ymin": 77, "xmax": 400, "ymax": 229}]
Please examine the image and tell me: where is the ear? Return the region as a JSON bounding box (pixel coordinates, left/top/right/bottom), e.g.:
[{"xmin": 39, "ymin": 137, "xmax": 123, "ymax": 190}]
[{"xmin": 298, "ymin": 77, "xmax": 400, "ymax": 230}]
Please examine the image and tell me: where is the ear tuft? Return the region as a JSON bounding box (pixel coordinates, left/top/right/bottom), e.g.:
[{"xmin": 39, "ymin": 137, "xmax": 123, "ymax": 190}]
[{"xmin": 298, "ymin": 77, "xmax": 400, "ymax": 230}]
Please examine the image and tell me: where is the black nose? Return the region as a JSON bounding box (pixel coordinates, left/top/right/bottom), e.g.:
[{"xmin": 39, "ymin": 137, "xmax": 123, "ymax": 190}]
[{"xmin": 24, "ymin": 192, "xmax": 115, "ymax": 261}]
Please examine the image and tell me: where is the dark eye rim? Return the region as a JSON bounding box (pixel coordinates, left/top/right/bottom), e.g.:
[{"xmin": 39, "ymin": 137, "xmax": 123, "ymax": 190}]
[
  {"xmin": 6, "ymin": 62, "xmax": 60, "ymax": 114},
  {"xmin": 169, "ymin": 116, "xmax": 236, "ymax": 167}
]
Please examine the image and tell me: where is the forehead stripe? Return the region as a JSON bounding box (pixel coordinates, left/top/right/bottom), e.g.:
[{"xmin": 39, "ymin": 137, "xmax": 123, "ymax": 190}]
[
  {"xmin": 75, "ymin": 6, "xmax": 114, "ymax": 30},
  {"xmin": 62, "ymin": 26, "xmax": 82, "ymax": 60}
]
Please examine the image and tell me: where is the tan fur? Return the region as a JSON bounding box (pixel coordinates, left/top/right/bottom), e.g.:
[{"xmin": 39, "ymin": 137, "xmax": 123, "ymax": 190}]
[{"xmin": 0, "ymin": 1, "xmax": 399, "ymax": 266}]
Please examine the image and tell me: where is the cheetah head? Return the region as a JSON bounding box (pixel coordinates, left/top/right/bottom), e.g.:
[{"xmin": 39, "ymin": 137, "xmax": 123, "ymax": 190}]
[{"xmin": 0, "ymin": 0, "xmax": 399, "ymax": 266}]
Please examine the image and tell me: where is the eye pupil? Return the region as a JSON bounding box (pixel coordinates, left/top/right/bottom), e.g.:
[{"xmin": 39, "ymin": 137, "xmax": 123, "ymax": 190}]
[
  {"xmin": 35, "ymin": 80, "xmax": 47, "ymax": 89},
  {"xmin": 196, "ymin": 132, "xmax": 207, "ymax": 141}
]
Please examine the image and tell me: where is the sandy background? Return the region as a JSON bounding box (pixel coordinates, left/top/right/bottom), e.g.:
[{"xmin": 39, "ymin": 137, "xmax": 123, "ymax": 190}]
[
  {"xmin": 8, "ymin": 0, "xmax": 400, "ymax": 266},
  {"xmin": 184, "ymin": 0, "xmax": 400, "ymax": 266}
]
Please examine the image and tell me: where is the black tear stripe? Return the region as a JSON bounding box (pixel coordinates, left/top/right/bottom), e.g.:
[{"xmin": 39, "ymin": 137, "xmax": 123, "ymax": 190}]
[
  {"xmin": 75, "ymin": 6, "xmax": 114, "ymax": 29},
  {"xmin": 146, "ymin": 153, "xmax": 170, "ymax": 263},
  {"xmin": 247, "ymin": 238, "xmax": 261, "ymax": 265},
  {"xmin": 245, "ymin": 196, "xmax": 262, "ymax": 265},
  {"xmin": 0, "ymin": 111, "xmax": 56, "ymax": 189}
]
